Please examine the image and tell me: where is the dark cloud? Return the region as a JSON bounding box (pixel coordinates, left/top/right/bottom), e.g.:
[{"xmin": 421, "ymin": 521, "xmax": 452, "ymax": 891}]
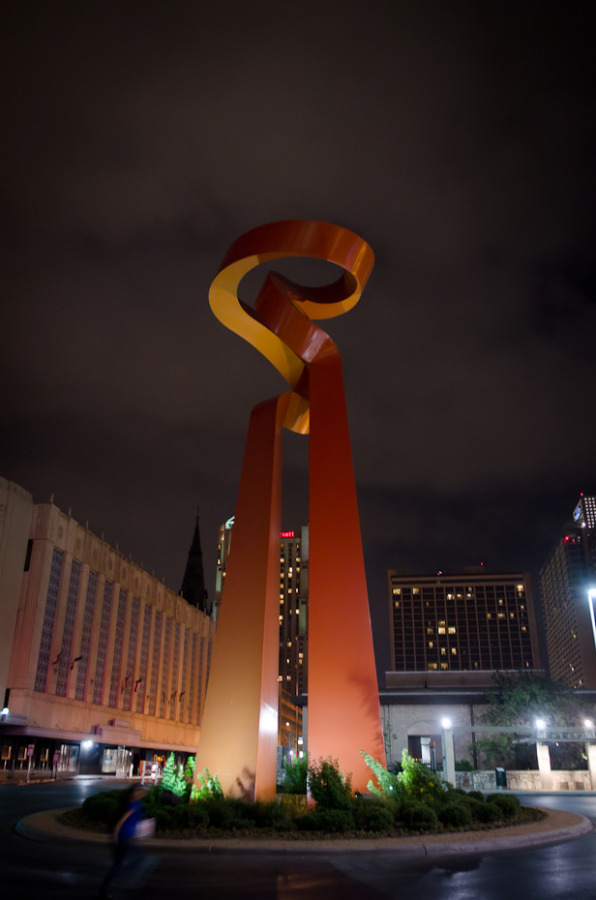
[{"xmin": 2, "ymin": 1, "xmax": 595, "ymax": 678}]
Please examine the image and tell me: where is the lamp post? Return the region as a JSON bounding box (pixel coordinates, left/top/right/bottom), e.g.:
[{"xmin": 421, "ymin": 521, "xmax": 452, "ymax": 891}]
[
  {"xmin": 535, "ymin": 717, "xmax": 552, "ymax": 790},
  {"xmin": 441, "ymin": 717, "xmax": 455, "ymax": 786}
]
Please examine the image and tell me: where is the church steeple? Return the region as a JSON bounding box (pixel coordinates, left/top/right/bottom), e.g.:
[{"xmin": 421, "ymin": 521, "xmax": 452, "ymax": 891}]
[{"xmin": 180, "ymin": 508, "xmax": 210, "ymax": 615}]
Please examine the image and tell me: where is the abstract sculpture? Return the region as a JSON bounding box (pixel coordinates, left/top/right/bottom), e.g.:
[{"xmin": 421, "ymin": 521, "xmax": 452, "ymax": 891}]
[{"xmin": 195, "ymin": 221, "xmax": 386, "ymax": 800}]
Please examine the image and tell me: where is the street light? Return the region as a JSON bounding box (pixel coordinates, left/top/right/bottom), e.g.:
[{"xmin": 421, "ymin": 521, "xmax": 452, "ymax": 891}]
[{"xmin": 535, "ymin": 718, "xmax": 547, "ymax": 732}]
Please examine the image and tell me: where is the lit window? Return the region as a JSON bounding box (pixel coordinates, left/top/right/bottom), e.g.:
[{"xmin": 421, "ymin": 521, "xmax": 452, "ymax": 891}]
[
  {"xmin": 487, "ymin": 613, "xmax": 492, "ymax": 619},
  {"xmin": 438, "ymin": 627, "xmax": 446, "ymax": 634},
  {"xmin": 278, "ymin": 675, "xmax": 283, "ymax": 682},
  {"xmin": 451, "ymin": 647, "xmax": 457, "ymax": 655},
  {"xmin": 413, "ymin": 587, "xmax": 420, "ymax": 594},
  {"xmin": 428, "ymin": 663, "xmax": 438, "ymax": 670},
  {"xmin": 441, "ymin": 647, "xmax": 446, "ymax": 655},
  {"xmin": 428, "ymin": 641, "xmax": 434, "ymax": 648},
  {"xmin": 392, "ymin": 588, "xmax": 401, "ymax": 595},
  {"xmin": 287, "ymin": 641, "xmax": 292, "ymax": 648},
  {"xmin": 395, "ymin": 601, "xmax": 400, "ymax": 608},
  {"xmin": 521, "ymin": 626, "xmax": 527, "ymax": 632},
  {"xmin": 440, "ymin": 662, "xmax": 448, "ymax": 670},
  {"xmin": 448, "ymin": 626, "xmax": 456, "ymax": 634}
]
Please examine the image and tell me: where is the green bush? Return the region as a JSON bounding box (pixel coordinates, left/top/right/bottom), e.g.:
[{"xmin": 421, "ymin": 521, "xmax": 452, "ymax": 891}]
[
  {"xmin": 438, "ymin": 802, "xmax": 472, "ymax": 828},
  {"xmin": 154, "ymin": 802, "xmax": 208, "ymax": 833},
  {"xmin": 296, "ymin": 809, "xmax": 356, "ymax": 832},
  {"xmin": 486, "ymin": 793, "xmax": 520, "ymax": 819},
  {"xmin": 308, "ymin": 757, "xmax": 353, "ymax": 811},
  {"xmin": 82, "ymin": 789, "xmax": 128, "ymax": 827},
  {"xmin": 470, "ymin": 800, "xmax": 502, "ymax": 823},
  {"xmin": 278, "ymin": 756, "xmax": 308, "ymax": 794},
  {"xmin": 360, "ymin": 751, "xmax": 402, "ymax": 799},
  {"xmin": 240, "ymin": 800, "xmax": 295, "ymax": 831},
  {"xmin": 468, "ymin": 790, "xmax": 484, "ymax": 802},
  {"xmin": 357, "ymin": 803, "xmax": 394, "ymax": 833},
  {"xmin": 397, "ymin": 750, "xmax": 448, "ymax": 808},
  {"xmin": 400, "ymin": 801, "xmax": 438, "ymax": 831},
  {"xmin": 200, "ymin": 796, "xmax": 249, "ymax": 830}
]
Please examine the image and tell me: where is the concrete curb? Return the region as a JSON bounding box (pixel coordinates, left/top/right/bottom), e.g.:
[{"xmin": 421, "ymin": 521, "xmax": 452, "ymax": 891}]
[{"xmin": 15, "ymin": 807, "xmax": 593, "ymax": 856}]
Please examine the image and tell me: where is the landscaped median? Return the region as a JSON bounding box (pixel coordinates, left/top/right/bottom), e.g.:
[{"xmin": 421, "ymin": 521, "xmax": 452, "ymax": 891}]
[{"xmin": 59, "ymin": 751, "xmax": 550, "ymax": 841}]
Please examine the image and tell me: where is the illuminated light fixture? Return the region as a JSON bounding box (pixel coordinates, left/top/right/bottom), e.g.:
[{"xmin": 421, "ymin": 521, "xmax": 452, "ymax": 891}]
[
  {"xmin": 535, "ymin": 718, "xmax": 547, "ymax": 731},
  {"xmin": 82, "ymin": 740, "xmax": 94, "ymax": 749},
  {"xmin": 584, "ymin": 719, "xmax": 594, "ymax": 729},
  {"xmin": 589, "ymin": 588, "xmax": 596, "ymax": 650},
  {"xmin": 441, "ymin": 717, "xmax": 452, "ymax": 729}
]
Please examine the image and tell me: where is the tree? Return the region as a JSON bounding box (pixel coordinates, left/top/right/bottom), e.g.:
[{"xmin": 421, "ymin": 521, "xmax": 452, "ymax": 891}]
[{"xmin": 473, "ymin": 672, "xmax": 592, "ymax": 769}]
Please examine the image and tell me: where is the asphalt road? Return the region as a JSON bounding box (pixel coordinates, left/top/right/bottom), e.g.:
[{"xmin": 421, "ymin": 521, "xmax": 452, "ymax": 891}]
[{"xmin": 1, "ymin": 779, "xmax": 595, "ymax": 899}]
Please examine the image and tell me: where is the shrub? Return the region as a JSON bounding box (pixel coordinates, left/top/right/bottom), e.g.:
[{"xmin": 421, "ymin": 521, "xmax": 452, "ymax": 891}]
[
  {"xmin": 486, "ymin": 793, "xmax": 520, "ymax": 819},
  {"xmin": 82, "ymin": 789, "xmax": 128, "ymax": 827},
  {"xmin": 296, "ymin": 809, "xmax": 356, "ymax": 832},
  {"xmin": 279, "ymin": 756, "xmax": 308, "ymax": 794},
  {"xmin": 399, "ymin": 801, "xmax": 438, "ymax": 831},
  {"xmin": 468, "ymin": 790, "xmax": 484, "ymax": 802},
  {"xmin": 360, "ymin": 751, "xmax": 402, "ymax": 799},
  {"xmin": 191, "ymin": 768, "xmax": 223, "ymax": 802},
  {"xmin": 438, "ymin": 802, "xmax": 472, "ymax": 828},
  {"xmin": 240, "ymin": 800, "xmax": 295, "ymax": 831},
  {"xmin": 154, "ymin": 802, "xmax": 208, "ymax": 833},
  {"xmin": 470, "ymin": 800, "xmax": 502, "ymax": 823},
  {"xmin": 397, "ymin": 750, "xmax": 448, "ymax": 808},
  {"xmin": 357, "ymin": 803, "xmax": 394, "ymax": 834},
  {"xmin": 308, "ymin": 757, "xmax": 353, "ymax": 811},
  {"xmin": 200, "ymin": 796, "xmax": 249, "ymax": 830}
]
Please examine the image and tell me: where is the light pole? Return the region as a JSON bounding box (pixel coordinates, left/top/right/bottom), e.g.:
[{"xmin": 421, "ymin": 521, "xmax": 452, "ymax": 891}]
[{"xmin": 441, "ymin": 717, "xmax": 455, "ymax": 786}]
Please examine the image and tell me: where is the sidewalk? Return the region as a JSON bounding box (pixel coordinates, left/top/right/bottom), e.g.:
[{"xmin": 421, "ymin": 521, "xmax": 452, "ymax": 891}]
[{"xmin": 15, "ymin": 805, "xmax": 593, "ymax": 857}]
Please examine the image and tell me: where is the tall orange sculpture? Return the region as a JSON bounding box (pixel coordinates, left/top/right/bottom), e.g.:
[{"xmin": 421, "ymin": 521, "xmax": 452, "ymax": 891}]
[{"xmin": 195, "ymin": 221, "xmax": 386, "ymax": 800}]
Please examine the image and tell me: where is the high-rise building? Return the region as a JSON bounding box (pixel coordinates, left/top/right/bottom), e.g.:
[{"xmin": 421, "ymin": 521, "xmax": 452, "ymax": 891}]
[
  {"xmin": 540, "ymin": 494, "xmax": 596, "ymax": 688},
  {"xmin": 388, "ymin": 568, "xmax": 539, "ymax": 673},
  {"xmin": 215, "ymin": 520, "xmax": 308, "ymax": 697},
  {"xmin": 277, "ymin": 528, "xmax": 309, "ymax": 697}
]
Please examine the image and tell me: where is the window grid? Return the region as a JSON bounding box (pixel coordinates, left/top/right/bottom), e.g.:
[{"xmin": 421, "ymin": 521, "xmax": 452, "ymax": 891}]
[
  {"xmin": 34, "ymin": 548, "xmax": 64, "ymax": 692},
  {"xmin": 76, "ymin": 570, "xmax": 98, "ymax": 700},
  {"xmin": 56, "ymin": 560, "xmax": 81, "ymax": 696}
]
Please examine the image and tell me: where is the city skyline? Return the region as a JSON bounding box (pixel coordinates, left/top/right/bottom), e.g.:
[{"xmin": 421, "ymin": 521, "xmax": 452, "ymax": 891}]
[{"xmin": 2, "ymin": 3, "xmax": 594, "ymax": 682}]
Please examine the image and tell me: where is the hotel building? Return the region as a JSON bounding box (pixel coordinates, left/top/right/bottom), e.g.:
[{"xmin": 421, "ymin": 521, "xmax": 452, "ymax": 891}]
[{"xmin": 388, "ymin": 568, "xmax": 540, "ymax": 673}]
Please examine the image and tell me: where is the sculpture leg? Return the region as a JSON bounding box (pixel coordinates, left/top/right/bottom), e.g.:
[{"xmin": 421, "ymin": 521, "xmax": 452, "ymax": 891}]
[
  {"xmin": 307, "ymin": 350, "xmax": 386, "ymax": 790},
  {"xmin": 194, "ymin": 395, "xmax": 288, "ymax": 800}
]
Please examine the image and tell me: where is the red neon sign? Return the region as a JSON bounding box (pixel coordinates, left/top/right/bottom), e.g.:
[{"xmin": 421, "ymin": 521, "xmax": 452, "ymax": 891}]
[{"xmin": 280, "ymin": 531, "xmax": 295, "ymax": 538}]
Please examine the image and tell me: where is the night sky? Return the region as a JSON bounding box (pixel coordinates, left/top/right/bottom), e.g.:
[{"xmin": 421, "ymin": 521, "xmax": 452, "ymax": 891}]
[{"xmin": 2, "ymin": 2, "xmax": 595, "ymax": 679}]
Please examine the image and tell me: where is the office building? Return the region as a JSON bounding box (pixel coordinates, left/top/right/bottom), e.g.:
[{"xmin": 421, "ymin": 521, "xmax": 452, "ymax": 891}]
[
  {"xmin": 540, "ymin": 494, "xmax": 596, "ymax": 688},
  {"xmin": 388, "ymin": 568, "xmax": 539, "ymax": 673},
  {"xmin": 0, "ymin": 476, "xmax": 215, "ymax": 776}
]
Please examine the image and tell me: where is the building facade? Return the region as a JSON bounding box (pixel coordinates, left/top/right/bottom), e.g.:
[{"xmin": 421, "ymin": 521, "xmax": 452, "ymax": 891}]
[
  {"xmin": 388, "ymin": 569, "xmax": 540, "ymax": 673},
  {"xmin": 0, "ymin": 477, "xmax": 216, "ymax": 777},
  {"xmin": 540, "ymin": 494, "xmax": 596, "ymax": 688}
]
